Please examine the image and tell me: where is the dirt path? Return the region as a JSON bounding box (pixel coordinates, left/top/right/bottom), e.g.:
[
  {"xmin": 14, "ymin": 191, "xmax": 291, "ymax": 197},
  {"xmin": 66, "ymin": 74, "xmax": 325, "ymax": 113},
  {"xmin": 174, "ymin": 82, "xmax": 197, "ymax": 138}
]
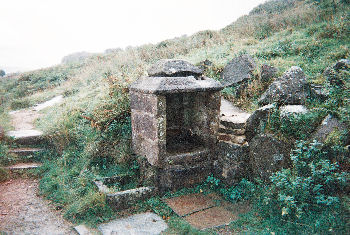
[
  {"xmin": 1, "ymin": 96, "xmax": 74, "ymax": 234},
  {"xmin": 9, "ymin": 109, "xmax": 41, "ymax": 131},
  {"xmin": 0, "ymin": 178, "xmax": 74, "ymax": 235}
]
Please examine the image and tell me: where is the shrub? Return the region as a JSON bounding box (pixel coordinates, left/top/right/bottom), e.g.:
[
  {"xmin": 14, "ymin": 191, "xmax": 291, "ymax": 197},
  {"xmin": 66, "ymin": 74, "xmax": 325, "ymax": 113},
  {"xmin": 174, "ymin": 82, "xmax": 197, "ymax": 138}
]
[{"xmin": 259, "ymin": 141, "xmax": 349, "ymax": 233}]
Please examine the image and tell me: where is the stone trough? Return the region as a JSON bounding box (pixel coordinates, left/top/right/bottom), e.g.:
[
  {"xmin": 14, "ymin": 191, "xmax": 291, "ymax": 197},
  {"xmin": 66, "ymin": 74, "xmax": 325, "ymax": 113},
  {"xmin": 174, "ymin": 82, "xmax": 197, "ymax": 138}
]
[{"xmin": 94, "ymin": 175, "xmax": 156, "ymax": 210}]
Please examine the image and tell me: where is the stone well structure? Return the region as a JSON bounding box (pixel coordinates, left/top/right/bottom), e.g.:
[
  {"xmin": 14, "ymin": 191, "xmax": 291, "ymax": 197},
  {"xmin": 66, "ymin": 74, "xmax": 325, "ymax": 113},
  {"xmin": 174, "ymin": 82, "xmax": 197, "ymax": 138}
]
[{"xmin": 130, "ymin": 60, "xmax": 223, "ymax": 190}]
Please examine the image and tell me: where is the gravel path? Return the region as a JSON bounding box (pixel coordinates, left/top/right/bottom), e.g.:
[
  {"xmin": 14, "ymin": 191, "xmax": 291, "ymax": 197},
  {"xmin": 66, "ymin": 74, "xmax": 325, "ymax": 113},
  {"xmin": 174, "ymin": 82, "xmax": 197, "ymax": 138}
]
[{"xmin": 0, "ymin": 178, "xmax": 74, "ymax": 235}]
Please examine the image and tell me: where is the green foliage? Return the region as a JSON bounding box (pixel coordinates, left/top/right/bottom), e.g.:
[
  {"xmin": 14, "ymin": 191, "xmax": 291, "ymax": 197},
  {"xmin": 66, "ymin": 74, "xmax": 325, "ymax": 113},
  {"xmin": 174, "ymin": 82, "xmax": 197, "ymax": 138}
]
[
  {"xmin": 0, "ymin": 168, "xmax": 9, "ymax": 182},
  {"xmin": 0, "ymin": 69, "xmax": 5, "ymax": 77},
  {"xmin": 259, "ymin": 141, "xmax": 349, "ymax": 233},
  {"xmin": 267, "ymin": 107, "xmax": 323, "ymax": 140},
  {"xmin": 205, "ymin": 175, "xmax": 257, "ymax": 203}
]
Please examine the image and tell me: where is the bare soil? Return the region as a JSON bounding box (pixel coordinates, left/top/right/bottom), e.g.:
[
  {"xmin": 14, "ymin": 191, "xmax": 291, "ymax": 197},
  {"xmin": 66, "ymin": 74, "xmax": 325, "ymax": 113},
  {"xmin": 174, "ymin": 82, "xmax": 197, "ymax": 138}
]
[{"xmin": 0, "ymin": 178, "xmax": 74, "ymax": 235}]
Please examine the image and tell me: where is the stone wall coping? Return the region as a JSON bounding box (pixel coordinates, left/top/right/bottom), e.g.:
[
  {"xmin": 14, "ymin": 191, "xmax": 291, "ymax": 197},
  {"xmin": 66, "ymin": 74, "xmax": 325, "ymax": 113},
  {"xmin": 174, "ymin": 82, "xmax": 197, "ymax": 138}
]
[{"xmin": 130, "ymin": 76, "xmax": 223, "ymax": 94}]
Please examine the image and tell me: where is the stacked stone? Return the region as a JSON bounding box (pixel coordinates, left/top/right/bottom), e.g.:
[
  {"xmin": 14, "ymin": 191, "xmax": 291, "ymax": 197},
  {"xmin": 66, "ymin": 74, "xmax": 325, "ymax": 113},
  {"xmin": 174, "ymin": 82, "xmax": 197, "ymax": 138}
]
[
  {"xmin": 214, "ymin": 99, "xmax": 251, "ymax": 185},
  {"xmin": 217, "ymin": 99, "xmax": 250, "ymax": 146}
]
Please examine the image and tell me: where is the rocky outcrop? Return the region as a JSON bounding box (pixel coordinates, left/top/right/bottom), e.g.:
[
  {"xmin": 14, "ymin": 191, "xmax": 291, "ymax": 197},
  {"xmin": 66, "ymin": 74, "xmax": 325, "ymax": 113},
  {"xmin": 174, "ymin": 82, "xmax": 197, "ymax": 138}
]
[
  {"xmin": 258, "ymin": 66, "xmax": 310, "ymax": 105},
  {"xmin": 250, "ymin": 134, "xmax": 292, "ymax": 181},
  {"xmin": 147, "ymin": 59, "xmax": 203, "ymax": 78},
  {"xmin": 221, "ymin": 54, "xmax": 256, "ymax": 87},
  {"xmin": 311, "ymin": 114, "xmax": 349, "ymax": 145}
]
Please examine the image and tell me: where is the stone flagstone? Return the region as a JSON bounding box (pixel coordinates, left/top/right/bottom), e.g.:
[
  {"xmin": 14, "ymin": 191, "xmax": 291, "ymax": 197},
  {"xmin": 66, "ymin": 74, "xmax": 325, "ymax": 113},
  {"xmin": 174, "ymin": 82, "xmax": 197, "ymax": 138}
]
[
  {"xmin": 185, "ymin": 206, "xmax": 237, "ymax": 230},
  {"xmin": 98, "ymin": 212, "xmax": 168, "ymax": 235},
  {"xmin": 164, "ymin": 193, "xmax": 216, "ymax": 216}
]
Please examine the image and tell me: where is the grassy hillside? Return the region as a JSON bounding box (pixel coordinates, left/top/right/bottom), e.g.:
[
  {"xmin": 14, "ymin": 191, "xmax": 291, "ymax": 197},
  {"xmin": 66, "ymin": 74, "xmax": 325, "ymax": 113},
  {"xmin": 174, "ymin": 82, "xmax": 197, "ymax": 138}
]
[{"xmin": 1, "ymin": 0, "xmax": 349, "ymax": 233}]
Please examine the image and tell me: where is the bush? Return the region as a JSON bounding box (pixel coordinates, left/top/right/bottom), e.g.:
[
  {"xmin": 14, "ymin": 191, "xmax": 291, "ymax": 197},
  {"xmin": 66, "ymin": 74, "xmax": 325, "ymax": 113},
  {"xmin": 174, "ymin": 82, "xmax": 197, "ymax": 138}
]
[{"xmin": 259, "ymin": 141, "xmax": 349, "ymax": 233}]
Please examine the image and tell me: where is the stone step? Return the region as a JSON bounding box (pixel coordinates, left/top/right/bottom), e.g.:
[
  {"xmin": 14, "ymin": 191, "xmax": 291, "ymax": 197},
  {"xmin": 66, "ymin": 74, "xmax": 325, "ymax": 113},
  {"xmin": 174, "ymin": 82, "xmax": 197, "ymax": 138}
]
[
  {"xmin": 8, "ymin": 148, "xmax": 44, "ymax": 157},
  {"xmin": 218, "ymin": 133, "xmax": 247, "ymax": 145},
  {"xmin": 6, "ymin": 129, "xmax": 44, "ymax": 145},
  {"xmin": 1, "ymin": 162, "xmax": 42, "ymax": 178},
  {"xmin": 4, "ymin": 162, "xmax": 42, "ymax": 170},
  {"xmin": 220, "ymin": 98, "xmax": 251, "ymax": 130},
  {"xmin": 220, "ymin": 114, "xmax": 250, "ymax": 130},
  {"xmin": 219, "ymin": 124, "xmax": 245, "ymax": 135}
]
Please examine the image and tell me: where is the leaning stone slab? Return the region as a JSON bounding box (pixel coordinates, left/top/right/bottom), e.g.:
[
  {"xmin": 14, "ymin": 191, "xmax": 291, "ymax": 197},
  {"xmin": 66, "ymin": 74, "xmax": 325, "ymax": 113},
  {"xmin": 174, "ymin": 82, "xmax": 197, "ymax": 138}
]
[
  {"xmin": 98, "ymin": 212, "xmax": 168, "ymax": 235},
  {"xmin": 148, "ymin": 59, "xmax": 203, "ymax": 78},
  {"xmin": 6, "ymin": 129, "xmax": 43, "ymax": 145},
  {"xmin": 311, "ymin": 114, "xmax": 349, "ymax": 145},
  {"xmin": 245, "ymin": 104, "xmax": 274, "ymax": 141},
  {"xmin": 221, "ymin": 54, "xmax": 256, "ymax": 87},
  {"xmin": 106, "ymin": 187, "xmax": 156, "ymax": 210}
]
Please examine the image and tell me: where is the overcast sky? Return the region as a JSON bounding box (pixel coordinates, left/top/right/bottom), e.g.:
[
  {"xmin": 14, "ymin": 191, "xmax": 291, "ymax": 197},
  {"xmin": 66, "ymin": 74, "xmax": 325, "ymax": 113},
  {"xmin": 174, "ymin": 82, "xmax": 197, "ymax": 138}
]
[{"xmin": 0, "ymin": 0, "xmax": 266, "ymax": 73}]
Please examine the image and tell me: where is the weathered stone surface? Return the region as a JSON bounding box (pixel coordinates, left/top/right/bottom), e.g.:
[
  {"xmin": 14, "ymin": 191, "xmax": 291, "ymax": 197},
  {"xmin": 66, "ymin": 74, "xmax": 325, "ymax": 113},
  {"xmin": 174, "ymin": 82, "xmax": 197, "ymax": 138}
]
[
  {"xmin": 219, "ymin": 125, "xmax": 245, "ymax": 135},
  {"xmin": 311, "ymin": 114, "xmax": 349, "ymax": 145},
  {"xmin": 159, "ymin": 162, "xmax": 212, "ymax": 191},
  {"xmin": 261, "ymin": 64, "xmax": 277, "ymax": 82},
  {"xmin": 148, "ymin": 59, "xmax": 203, "ymax": 77},
  {"xmin": 185, "ymin": 206, "xmax": 237, "ymax": 230},
  {"xmin": 98, "ymin": 212, "xmax": 168, "ymax": 235},
  {"xmin": 130, "ymin": 76, "xmax": 223, "ymax": 94},
  {"xmin": 279, "ymin": 105, "xmax": 308, "ymax": 117},
  {"xmin": 221, "ymin": 54, "xmax": 256, "ymax": 87},
  {"xmin": 245, "ymin": 104, "xmax": 274, "ymax": 141},
  {"xmin": 250, "ymin": 134, "xmax": 292, "ymax": 181},
  {"xmin": 106, "ymin": 187, "xmax": 156, "ymax": 210},
  {"xmin": 215, "ymin": 142, "xmax": 250, "ymax": 185},
  {"xmin": 164, "ymin": 193, "xmax": 216, "ymax": 216},
  {"xmin": 258, "ymin": 66, "xmax": 310, "ymax": 105}
]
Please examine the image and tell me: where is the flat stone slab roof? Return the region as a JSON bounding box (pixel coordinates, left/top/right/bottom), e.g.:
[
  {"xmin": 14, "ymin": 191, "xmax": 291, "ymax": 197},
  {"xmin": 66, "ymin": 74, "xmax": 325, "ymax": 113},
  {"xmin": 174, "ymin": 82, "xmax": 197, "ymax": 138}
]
[
  {"xmin": 130, "ymin": 76, "xmax": 223, "ymax": 94},
  {"xmin": 98, "ymin": 212, "xmax": 168, "ymax": 235},
  {"xmin": 164, "ymin": 193, "xmax": 216, "ymax": 217}
]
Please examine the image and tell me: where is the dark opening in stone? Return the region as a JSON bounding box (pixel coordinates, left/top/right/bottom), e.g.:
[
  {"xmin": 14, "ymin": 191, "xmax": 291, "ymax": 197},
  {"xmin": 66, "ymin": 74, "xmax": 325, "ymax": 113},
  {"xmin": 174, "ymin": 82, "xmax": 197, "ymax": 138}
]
[{"xmin": 166, "ymin": 93, "xmax": 205, "ymax": 154}]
